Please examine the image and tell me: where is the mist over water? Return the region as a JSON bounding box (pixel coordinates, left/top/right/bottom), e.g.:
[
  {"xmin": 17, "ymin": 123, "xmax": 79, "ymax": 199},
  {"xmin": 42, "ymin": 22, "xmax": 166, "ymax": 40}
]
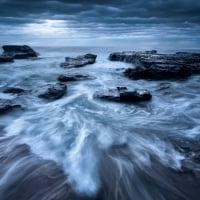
[{"xmin": 0, "ymin": 46, "xmax": 200, "ymax": 200}]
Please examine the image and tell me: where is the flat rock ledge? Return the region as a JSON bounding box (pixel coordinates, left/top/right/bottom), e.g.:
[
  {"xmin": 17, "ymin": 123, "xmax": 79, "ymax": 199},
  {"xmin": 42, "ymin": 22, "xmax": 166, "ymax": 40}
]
[
  {"xmin": 109, "ymin": 51, "xmax": 200, "ymax": 80},
  {"xmin": 0, "ymin": 99, "xmax": 22, "ymax": 114},
  {"xmin": 94, "ymin": 87, "xmax": 152, "ymax": 103},
  {"xmin": 58, "ymin": 73, "xmax": 93, "ymax": 82},
  {"xmin": 0, "ymin": 55, "xmax": 14, "ymax": 63},
  {"xmin": 109, "ymin": 50, "xmax": 157, "ymax": 62},
  {"xmin": 60, "ymin": 53, "xmax": 97, "ymax": 68},
  {"xmin": 2, "ymin": 45, "xmax": 38, "ymax": 59},
  {"xmin": 37, "ymin": 83, "xmax": 67, "ymax": 100}
]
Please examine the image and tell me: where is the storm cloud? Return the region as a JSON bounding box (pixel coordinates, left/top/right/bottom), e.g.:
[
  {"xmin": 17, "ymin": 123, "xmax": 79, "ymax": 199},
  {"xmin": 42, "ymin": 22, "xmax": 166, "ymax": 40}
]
[{"xmin": 0, "ymin": 0, "xmax": 200, "ymax": 48}]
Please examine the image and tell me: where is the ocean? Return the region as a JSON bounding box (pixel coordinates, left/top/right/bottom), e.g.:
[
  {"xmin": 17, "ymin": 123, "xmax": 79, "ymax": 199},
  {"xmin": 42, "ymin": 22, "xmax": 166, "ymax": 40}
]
[{"xmin": 0, "ymin": 46, "xmax": 200, "ymax": 200}]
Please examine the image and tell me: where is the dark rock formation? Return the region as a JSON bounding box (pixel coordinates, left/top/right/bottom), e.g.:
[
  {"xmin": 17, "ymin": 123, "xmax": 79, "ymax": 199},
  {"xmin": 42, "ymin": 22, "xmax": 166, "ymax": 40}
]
[
  {"xmin": 109, "ymin": 51, "xmax": 200, "ymax": 80},
  {"xmin": 60, "ymin": 53, "xmax": 97, "ymax": 68},
  {"xmin": 58, "ymin": 73, "xmax": 93, "ymax": 82},
  {"xmin": 2, "ymin": 45, "xmax": 38, "ymax": 59},
  {"xmin": 38, "ymin": 83, "xmax": 67, "ymax": 100},
  {"xmin": 0, "ymin": 55, "xmax": 14, "ymax": 63},
  {"xmin": 3, "ymin": 87, "xmax": 26, "ymax": 94},
  {"xmin": 109, "ymin": 50, "xmax": 157, "ymax": 63},
  {"xmin": 124, "ymin": 65, "xmax": 192, "ymax": 80},
  {"xmin": 94, "ymin": 87, "xmax": 152, "ymax": 103},
  {"xmin": 0, "ymin": 99, "xmax": 22, "ymax": 114}
]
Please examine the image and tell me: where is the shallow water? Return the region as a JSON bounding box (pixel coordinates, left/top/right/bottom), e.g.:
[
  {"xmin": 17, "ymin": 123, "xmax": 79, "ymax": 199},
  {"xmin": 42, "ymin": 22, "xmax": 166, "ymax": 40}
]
[{"xmin": 0, "ymin": 47, "xmax": 200, "ymax": 200}]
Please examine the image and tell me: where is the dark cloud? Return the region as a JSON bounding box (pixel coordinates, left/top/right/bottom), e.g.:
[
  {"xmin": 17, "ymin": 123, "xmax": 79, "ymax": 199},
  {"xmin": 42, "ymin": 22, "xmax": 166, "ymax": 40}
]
[
  {"xmin": 0, "ymin": 0, "xmax": 199, "ymax": 47},
  {"xmin": 0, "ymin": 0, "xmax": 200, "ymax": 25}
]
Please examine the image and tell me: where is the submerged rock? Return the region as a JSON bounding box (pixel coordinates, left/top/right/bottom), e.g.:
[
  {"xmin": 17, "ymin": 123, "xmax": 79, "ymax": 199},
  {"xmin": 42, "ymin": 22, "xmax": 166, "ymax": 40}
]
[
  {"xmin": 0, "ymin": 143, "xmax": 68, "ymax": 200},
  {"xmin": 99, "ymin": 143, "xmax": 200, "ymax": 200},
  {"xmin": 3, "ymin": 87, "xmax": 26, "ymax": 94},
  {"xmin": 2, "ymin": 45, "xmax": 38, "ymax": 59},
  {"xmin": 0, "ymin": 141, "xmax": 101, "ymax": 200},
  {"xmin": 0, "ymin": 55, "xmax": 14, "ymax": 63},
  {"xmin": 94, "ymin": 87, "xmax": 152, "ymax": 103},
  {"xmin": 109, "ymin": 51, "xmax": 200, "ymax": 80},
  {"xmin": 38, "ymin": 83, "xmax": 67, "ymax": 100},
  {"xmin": 60, "ymin": 53, "xmax": 97, "ymax": 68},
  {"xmin": 0, "ymin": 99, "xmax": 22, "ymax": 114},
  {"xmin": 58, "ymin": 73, "xmax": 93, "ymax": 82}
]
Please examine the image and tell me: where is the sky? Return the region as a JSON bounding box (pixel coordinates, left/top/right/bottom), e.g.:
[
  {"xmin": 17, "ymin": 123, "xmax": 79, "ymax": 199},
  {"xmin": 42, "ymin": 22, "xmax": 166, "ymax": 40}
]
[{"xmin": 0, "ymin": 0, "xmax": 200, "ymax": 48}]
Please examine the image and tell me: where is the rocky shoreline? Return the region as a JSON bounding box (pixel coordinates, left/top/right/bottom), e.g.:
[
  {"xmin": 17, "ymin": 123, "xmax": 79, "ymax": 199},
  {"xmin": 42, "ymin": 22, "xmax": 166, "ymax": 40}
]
[
  {"xmin": 0, "ymin": 45, "xmax": 155, "ymax": 114},
  {"xmin": 1, "ymin": 46, "xmax": 200, "ymax": 113}
]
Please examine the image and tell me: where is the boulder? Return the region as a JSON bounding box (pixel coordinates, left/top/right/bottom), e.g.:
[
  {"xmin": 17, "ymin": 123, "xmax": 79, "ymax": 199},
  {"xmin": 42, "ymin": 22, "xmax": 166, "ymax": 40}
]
[
  {"xmin": 58, "ymin": 73, "xmax": 93, "ymax": 82},
  {"xmin": 94, "ymin": 87, "xmax": 152, "ymax": 103},
  {"xmin": 38, "ymin": 83, "xmax": 67, "ymax": 100},
  {"xmin": 60, "ymin": 53, "xmax": 97, "ymax": 68},
  {"xmin": 0, "ymin": 99, "xmax": 22, "ymax": 114},
  {"xmin": 2, "ymin": 45, "xmax": 38, "ymax": 59},
  {"xmin": 0, "ymin": 55, "xmax": 14, "ymax": 63},
  {"xmin": 109, "ymin": 51, "xmax": 200, "ymax": 80}
]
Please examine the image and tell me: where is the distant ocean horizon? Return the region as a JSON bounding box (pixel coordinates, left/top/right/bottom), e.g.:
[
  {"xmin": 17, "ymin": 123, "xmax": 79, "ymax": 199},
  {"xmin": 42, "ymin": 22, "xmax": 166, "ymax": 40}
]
[{"xmin": 32, "ymin": 45, "xmax": 200, "ymax": 54}]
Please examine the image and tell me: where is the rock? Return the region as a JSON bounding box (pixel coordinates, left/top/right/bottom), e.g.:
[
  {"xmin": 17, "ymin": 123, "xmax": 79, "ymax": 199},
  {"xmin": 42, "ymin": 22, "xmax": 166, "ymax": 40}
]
[
  {"xmin": 60, "ymin": 53, "xmax": 97, "ymax": 68},
  {"xmin": 0, "ymin": 143, "xmax": 68, "ymax": 200},
  {"xmin": 0, "ymin": 55, "xmax": 14, "ymax": 63},
  {"xmin": 124, "ymin": 65, "xmax": 192, "ymax": 80},
  {"xmin": 3, "ymin": 87, "xmax": 26, "ymax": 94},
  {"xmin": 2, "ymin": 45, "xmax": 38, "ymax": 59},
  {"xmin": 0, "ymin": 140, "xmax": 101, "ymax": 200},
  {"xmin": 0, "ymin": 99, "xmax": 22, "ymax": 114},
  {"xmin": 109, "ymin": 51, "xmax": 200, "ymax": 80},
  {"xmin": 38, "ymin": 83, "xmax": 67, "ymax": 100},
  {"xmin": 109, "ymin": 50, "xmax": 157, "ymax": 62},
  {"xmin": 94, "ymin": 87, "xmax": 152, "ymax": 102},
  {"xmin": 58, "ymin": 73, "xmax": 93, "ymax": 82}
]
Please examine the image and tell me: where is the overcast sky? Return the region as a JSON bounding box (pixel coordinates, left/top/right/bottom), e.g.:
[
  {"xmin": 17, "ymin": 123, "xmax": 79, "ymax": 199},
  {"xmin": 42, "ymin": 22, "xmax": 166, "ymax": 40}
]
[{"xmin": 0, "ymin": 0, "xmax": 200, "ymax": 48}]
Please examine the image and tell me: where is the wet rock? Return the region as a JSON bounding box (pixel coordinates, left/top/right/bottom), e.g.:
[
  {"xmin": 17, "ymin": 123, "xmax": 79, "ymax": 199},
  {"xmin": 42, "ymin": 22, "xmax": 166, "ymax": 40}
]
[
  {"xmin": 38, "ymin": 83, "xmax": 67, "ymax": 100},
  {"xmin": 60, "ymin": 53, "xmax": 97, "ymax": 68},
  {"xmin": 0, "ymin": 143, "xmax": 68, "ymax": 200},
  {"xmin": 3, "ymin": 87, "xmax": 26, "ymax": 94},
  {"xmin": 0, "ymin": 55, "xmax": 14, "ymax": 63},
  {"xmin": 124, "ymin": 65, "xmax": 192, "ymax": 80},
  {"xmin": 0, "ymin": 99, "xmax": 22, "ymax": 114},
  {"xmin": 94, "ymin": 87, "xmax": 152, "ymax": 102},
  {"xmin": 99, "ymin": 144, "xmax": 200, "ymax": 200},
  {"xmin": 109, "ymin": 50, "xmax": 157, "ymax": 62},
  {"xmin": 58, "ymin": 73, "xmax": 93, "ymax": 82},
  {"xmin": 0, "ymin": 141, "xmax": 101, "ymax": 200},
  {"xmin": 109, "ymin": 51, "xmax": 200, "ymax": 80},
  {"xmin": 2, "ymin": 45, "xmax": 38, "ymax": 59}
]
